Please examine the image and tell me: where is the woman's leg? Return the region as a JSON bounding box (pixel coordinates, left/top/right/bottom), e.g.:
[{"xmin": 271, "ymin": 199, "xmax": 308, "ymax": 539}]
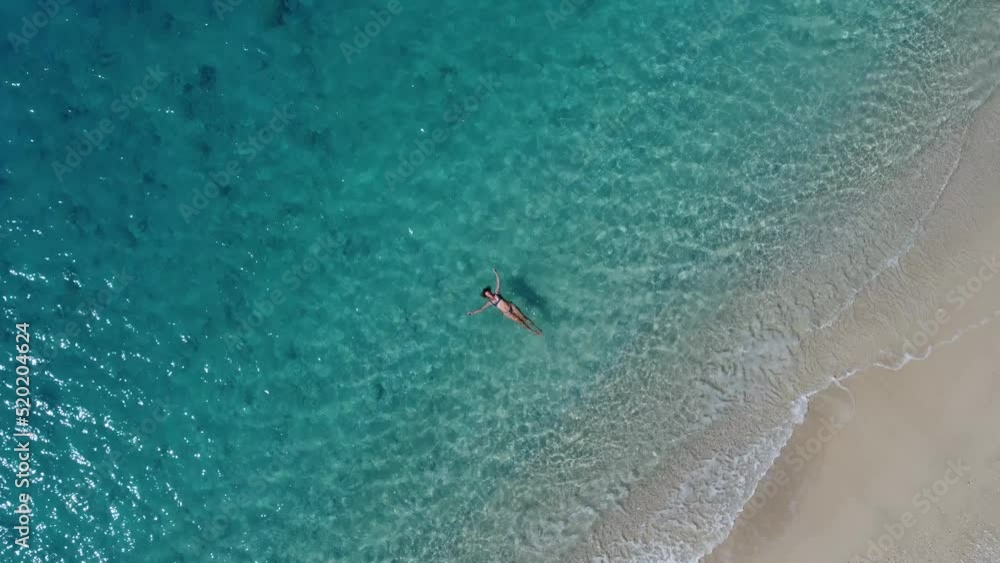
[
  {"xmin": 503, "ymin": 310, "xmax": 540, "ymax": 335},
  {"xmin": 510, "ymin": 305, "xmax": 542, "ymax": 335}
]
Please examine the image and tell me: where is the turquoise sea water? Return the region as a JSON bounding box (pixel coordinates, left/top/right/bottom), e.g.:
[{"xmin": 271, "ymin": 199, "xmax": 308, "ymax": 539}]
[{"xmin": 1, "ymin": 1, "xmax": 999, "ymax": 561}]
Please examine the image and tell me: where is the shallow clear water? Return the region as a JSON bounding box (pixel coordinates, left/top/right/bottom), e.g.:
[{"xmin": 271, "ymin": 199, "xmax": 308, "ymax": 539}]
[{"xmin": 1, "ymin": 0, "xmax": 999, "ymax": 561}]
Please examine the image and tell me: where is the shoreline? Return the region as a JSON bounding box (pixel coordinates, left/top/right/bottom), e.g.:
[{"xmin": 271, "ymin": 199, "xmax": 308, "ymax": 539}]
[
  {"xmin": 704, "ymin": 316, "xmax": 1000, "ymax": 563},
  {"xmin": 702, "ymin": 89, "xmax": 1000, "ymax": 562},
  {"xmin": 565, "ymin": 87, "xmax": 1000, "ymax": 562}
]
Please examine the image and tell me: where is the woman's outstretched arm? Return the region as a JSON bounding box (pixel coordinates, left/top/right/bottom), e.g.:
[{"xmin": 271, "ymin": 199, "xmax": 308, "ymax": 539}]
[{"xmin": 467, "ymin": 303, "xmax": 492, "ymax": 316}]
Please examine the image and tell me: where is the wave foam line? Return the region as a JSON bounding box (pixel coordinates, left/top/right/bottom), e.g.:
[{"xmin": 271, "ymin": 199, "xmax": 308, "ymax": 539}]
[{"xmin": 689, "ymin": 309, "xmax": 998, "ymax": 563}]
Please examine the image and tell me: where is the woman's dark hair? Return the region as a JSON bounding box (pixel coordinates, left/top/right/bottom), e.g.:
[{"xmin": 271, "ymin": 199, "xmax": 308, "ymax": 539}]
[{"xmin": 482, "ymin": 286, "xmax": 492, "ymax": 297}]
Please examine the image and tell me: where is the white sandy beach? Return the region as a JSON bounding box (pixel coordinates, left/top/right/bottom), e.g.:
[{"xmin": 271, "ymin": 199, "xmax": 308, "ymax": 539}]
[{"xmin": 705, "ymin": 318, "xmax": 1000, "ymax": 563}]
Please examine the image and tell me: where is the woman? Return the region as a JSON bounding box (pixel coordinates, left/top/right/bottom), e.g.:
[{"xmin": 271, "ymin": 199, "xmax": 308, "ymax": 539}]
[{"xmin": 467, "ymin": 268, "xmax": 543, "ymax": 336}]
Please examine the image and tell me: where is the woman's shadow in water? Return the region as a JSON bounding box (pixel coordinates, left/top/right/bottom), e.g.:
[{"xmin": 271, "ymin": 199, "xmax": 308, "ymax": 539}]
[{"xmin": 506, "ymin": 274, "xmax": 565, "ymax": 325}]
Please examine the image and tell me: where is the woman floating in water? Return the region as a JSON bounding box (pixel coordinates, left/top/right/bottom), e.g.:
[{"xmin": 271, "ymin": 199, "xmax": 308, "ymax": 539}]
[{"xmin": 467, "ymin": 268, "xmax": 543, "ymax": 336}]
